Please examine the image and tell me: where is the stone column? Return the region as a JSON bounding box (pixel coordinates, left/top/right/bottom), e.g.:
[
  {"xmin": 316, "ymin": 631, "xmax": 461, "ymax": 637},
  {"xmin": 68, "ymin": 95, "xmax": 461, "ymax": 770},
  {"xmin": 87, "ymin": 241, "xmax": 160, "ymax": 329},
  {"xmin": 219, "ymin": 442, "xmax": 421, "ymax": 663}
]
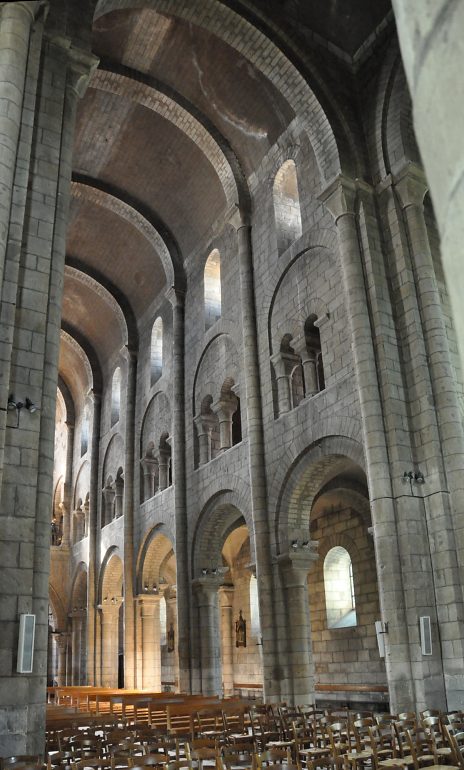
[
  {"xmin": 393, "ymin": 165, "xmax": 464, "ymax": 708},
  {"xmin": 290, "ymin": 335, "xmax": 318, "ymax": 397},
  {"xmin": 219, "ymin": 586, "xmax": 235, "ymax": 697},
  {"xmin": 138, "ymin": 595, "xmax": 161, "ymax": 690},
  {"xmin": 141, "ymin": 456, "xmax": 157, "ymax": 500},
  {"xmin": 270, "ymin": 352, "xmax": 292, "ymax": 415},
  {"xmin": 211, "ymin": 395, "xmax": 237, "ymax": 451},
  {"xmin": 123, "ymin": 348, "xmax": 137, "ymax": 688},
  {"xmin": 61, "ymin": 421, "xmax": 74, "ymax": 547},
  {"xmin": 88, "ymin": 392, "xmax": 102, "ymax": 685},
  {"xmin": 70, "ymin": 610, "xmax": 84, "ymax": 685},
  {"xmin": 158, "ymin": 447, "xmax": 170, "ymax": 491},
  {"xmin": 166, "ymin": 593, "xmax": 179, "ymax": 690},
  {"xmin": 55, "ymin": 632, "xmax": 70, "ymax": 686},
  {"xmin": 193, "ymin": 414, "xmax": 214, "ymax": 465},
  {"xmin": 391, "ymin": 1, "xmax": 464, "ymax": 385},
  {"xmin": 320, "ymin": 176, "xmax": 416, "ymax": 711},
  {"xmin": 100, "ymin": 599, "xmax": 122, "ymax": 688},
  {"xmin": 114, "ymin": 474, "xmax": 124, "ymax": 519},
  {"xmin": 0, "ymin": 1, "xmax": 37, "ymax": 311},
  {"xmin": 193, "ymin": 576, "xmax": 223, "ymax": 696},
  {"xmin": 278, "ymin": 546, "xmax": 318, "ymax": 705},
  {"xmin": 233, "ymin": 213, "xmax": 279, "ymax": 700},
  {"xmin": 102, "ymin": 485, "xmax": 115, "ymax": 527},
  {"xmin": 167, "ymin": 287, "xmax": 191, "ymax": 692},
  {"xmin": 0, "ymin": 26, "xmax": 98, "ymax": 752}
]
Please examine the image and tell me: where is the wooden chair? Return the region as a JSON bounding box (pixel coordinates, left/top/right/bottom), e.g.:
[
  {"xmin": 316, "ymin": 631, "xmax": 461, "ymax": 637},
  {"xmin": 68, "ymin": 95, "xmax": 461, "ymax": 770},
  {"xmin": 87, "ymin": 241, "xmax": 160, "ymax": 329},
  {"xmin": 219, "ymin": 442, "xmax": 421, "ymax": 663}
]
[
  {"xmin": 257, "ymin": 747, "xmax": 297, "ymax": 770},
  {"xmin": 405, "ymin": 728, "xmax": 456, "ymax": 770},
  {"xmin": 292, "ymin": 720, "xmax": 331, "ymax": 769},
  {"xmin": 187, "ymin": 738, "xmax": 219, "ymax": 770},
  {"xmin": 221, "ymin": 742, "xmax": 257, "ymax": 770},
  {"xmin": 443, "ymin": 729, "xmax": 464, "ymax": 770}
]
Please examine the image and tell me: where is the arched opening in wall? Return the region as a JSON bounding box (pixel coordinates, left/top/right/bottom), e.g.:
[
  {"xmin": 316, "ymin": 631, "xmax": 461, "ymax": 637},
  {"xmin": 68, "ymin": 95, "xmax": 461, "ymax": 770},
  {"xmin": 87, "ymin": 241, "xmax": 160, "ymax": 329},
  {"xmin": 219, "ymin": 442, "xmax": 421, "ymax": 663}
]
[
  {"xmin": 151, "ymin": 317, "xmax": 163, "ymax": 385},
  {"xmin": 281, "ymin": 334, "xmax": 304, "ymax": 409},
  {"xmin": 138, "ymin": 531, "xmax": 178, "ymax": 691},
  {"xmin": 298, "ymin": 456, "xmax": 387, "ymax": 701},
  {"xmin": 304, "ymin": 315, "xmax": 325, "ymax": 395},
  {"xmin": 221, "ymin": 522, "xmax": 263, "ymax": 698},
  {"xmin": 100, "ymin": 551, "xmax": 124, "ymax": 688},
  {"xmin": 273, "ymin": 159, "xmax": 302, "ymax": 256},
  {"xmin": 158, "ymin": 432, "xmax": 172, "ymax": 489},
  {"xmin": 52, "ymin": 478, "xmax": 63, "ymax": 546},
  {"xmin": 324, "ymin": 546, "xmax": 357, "ymax": 629},
  {"xmin": 232, "ymin": 397, "xmax": 242, "ymax": 446},
  {"xmin": 70, "ymin": 566, "xmax": 88, "ymax": 685},
  {"xmin": 81, "ymin": 405, "xmax": 90, "ymax": 456},
  {"xmin": 249, "ymin": 575, "xmax": 260, "ymax": 640},
  {"xmin": 218, "ymin": 378, "xmax": 241, "ymax": 451},
  {"xmin": 140, "ymin": 442, "xmax": 158, "ymax": 503},
  {"xmin": 204, "ymin": 249, "xmax": 221, "ymax": 331},
  {"xmin": 111, "ymin": 367, "xmax": 121, "ymax": 426},
  {"xmin": 114, "ymin": 467, "xmax": 124, "ymax": 519}
]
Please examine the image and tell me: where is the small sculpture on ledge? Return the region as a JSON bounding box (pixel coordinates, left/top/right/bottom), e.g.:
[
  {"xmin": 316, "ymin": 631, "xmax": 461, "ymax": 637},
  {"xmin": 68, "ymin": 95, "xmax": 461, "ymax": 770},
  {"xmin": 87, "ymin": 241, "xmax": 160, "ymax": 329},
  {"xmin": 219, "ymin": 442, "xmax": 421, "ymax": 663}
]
[{"xmin": 235, "ymin": 609, "xmax": 246, "ymax": 647}]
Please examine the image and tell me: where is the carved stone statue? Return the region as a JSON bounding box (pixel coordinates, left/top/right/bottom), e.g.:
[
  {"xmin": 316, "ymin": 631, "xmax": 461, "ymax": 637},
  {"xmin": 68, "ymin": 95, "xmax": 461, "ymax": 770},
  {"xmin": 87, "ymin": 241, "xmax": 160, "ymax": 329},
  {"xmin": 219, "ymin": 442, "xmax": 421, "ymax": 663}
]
[
  {"xmin": 167, "ymin": 622, "xmax": 175, "ymax": 652},
  {"xmin": 235, "ymin": 609, "xmax": 246, "ymax": 647}
]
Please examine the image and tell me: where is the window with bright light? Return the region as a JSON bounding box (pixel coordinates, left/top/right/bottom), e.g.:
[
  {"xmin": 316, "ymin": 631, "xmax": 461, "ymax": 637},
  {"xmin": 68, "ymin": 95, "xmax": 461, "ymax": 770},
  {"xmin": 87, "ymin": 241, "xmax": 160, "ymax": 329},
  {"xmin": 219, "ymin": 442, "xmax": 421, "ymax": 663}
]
[
  {"xmin": 324, "ymin": 546, "xmax": 357, "ymax": 629},
  {"xmin": 150, "ymin": 317, "xmax": 163, "ymax": 385},
  {"xmin": 204, "ymin": 249, "xmax": 221, "ymax": 330},
  {"xmin": 273, "ymin": 160, "xmax": 302, "ymax": 255},
  {"xmin": 111, "ymin": 367, "xmax": 121, "ymax": 426}
]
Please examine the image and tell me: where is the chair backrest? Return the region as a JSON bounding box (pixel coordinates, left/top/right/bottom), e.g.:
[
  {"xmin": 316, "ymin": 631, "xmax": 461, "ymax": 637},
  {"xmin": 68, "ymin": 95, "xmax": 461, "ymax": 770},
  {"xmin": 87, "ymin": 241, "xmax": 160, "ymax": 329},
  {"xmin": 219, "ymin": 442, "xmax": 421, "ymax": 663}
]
[{"xmin": 444, "ymin": 727, "xmax": 464, "ymax": 769}]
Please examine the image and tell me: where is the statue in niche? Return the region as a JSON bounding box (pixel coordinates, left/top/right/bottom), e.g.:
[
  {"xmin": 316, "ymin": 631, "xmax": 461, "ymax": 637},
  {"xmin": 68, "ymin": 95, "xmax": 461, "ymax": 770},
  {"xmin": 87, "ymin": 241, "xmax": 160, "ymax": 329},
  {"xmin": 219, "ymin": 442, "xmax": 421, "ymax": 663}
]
[
  {"xmin": 235, "ymin": 610, "xmax": 246, "ymax": 647},
  {"xmin": 167, "ymin": 622, "xmax": 175, "ymax": 652}
]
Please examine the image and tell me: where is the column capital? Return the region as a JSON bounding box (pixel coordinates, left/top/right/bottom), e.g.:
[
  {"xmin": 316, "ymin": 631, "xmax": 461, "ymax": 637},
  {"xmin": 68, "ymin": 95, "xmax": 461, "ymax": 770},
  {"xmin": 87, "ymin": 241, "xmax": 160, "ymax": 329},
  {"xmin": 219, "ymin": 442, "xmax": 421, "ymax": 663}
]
[
  {"xmin": 290, "ymin": 333, "xmax": 311, "ymax": 360},
  {"xmin": 122, "ymin": 344, "xmax": 138, "ymax": 364},
  {"xmin": 140, "ymin": 456, "xmax": 158, "ymax": 473},
  {"xmin": 100, "ymin": 597, "xmax": 123, "ymax": 616},
  {"xmin": 44, "ymin": 35, "xmax": 99, "ymax": 99},
  {"xmin": 54, "ymin": 631, "xmax": 71, "ymax": 650},
  {"xmin": 137, "ymin": 594, "xmax": 161, "ymax": 614},
  {"xmin": 167, "ymin": 286, "xmax": 186, "ymax": 309},
  {"xmin": 192, "ymin": 573, "xmax": 225, "ymax": 596},
  {"xmin": 211, "ymin": 395, "xmax": 237, "ymax": 420},
  {"xmin": 392, "ymin": 162, "xmax": 428, "ymax": 209},
  {"xmin": 270, "ymin": 350, "xmax": 299, "ymax": 377},
  {"xmin": 319, "ymin": 174, "xmax": 357, "ymax": 221},
  {"xmin": 277, "ymin": 541, "xmax": 319, "ymax": 585},
  {"xmin": 229, "ymin": 206, "xmax": 251, "ymax": 232}
]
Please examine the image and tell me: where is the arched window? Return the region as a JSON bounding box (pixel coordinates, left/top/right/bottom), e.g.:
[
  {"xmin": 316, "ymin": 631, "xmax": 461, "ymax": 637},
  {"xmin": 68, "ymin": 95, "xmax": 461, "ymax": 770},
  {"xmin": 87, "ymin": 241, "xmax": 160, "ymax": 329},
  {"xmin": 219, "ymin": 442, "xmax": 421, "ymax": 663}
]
[
  {"xmin": 111, "ymin": 367, "xmax": 121, "ymax": 426},
  {"xmin": 324, "ymin": 546, "xmax": 357, "ymax": 629},
  {"xmin": 204, "ymin": 249, "xmax": 221, "ymax": 330},
  {"xmin": 150, "ymin": 317, "xmax": 163, "ymax": 384},
  {"xmin": 249, "ymin": 575, "xmax": 261, "ymax": 638},
  {"xmin": 273, "ymin": 159, "xmax": 302, "ymax": 255},
  {"xmin": 160, "ymin": 595, "xmax": 167, "ymax": 646},
  {"xmin": 304, "ymin": 315, "xmax": 325, "ymax": 395},
  {"xmin": 81, "ymin": 405, "xmax": 89, "ymax": 456}
]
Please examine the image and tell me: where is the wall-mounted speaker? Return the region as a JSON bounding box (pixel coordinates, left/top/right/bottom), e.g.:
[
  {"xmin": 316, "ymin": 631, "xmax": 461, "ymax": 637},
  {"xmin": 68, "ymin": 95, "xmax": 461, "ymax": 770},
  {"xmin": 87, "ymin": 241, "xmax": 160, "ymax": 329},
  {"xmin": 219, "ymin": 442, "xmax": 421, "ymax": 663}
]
[
  {"xmin": 420, "ymin": 616, "xmax": 432, "ymax": 655},
  {"xmin": 375, "ymin": 620, "xmax": 386, "ymax": 658},
  {"xmin": 17, "ymin": 614, "xmax": 35, "ymax": 673}
]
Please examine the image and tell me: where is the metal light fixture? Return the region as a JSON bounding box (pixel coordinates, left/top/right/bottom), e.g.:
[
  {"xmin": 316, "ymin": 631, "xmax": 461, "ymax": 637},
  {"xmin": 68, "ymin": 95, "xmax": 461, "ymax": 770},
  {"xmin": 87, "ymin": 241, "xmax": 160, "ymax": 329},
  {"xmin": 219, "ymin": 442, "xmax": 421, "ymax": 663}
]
[
  {"xmin": 403, "ymin": 469, "xmax": 425, "ymax": 496},
  {"xmin": 2, "ymin": 394, "xmax": 39, "ymax": 427}
]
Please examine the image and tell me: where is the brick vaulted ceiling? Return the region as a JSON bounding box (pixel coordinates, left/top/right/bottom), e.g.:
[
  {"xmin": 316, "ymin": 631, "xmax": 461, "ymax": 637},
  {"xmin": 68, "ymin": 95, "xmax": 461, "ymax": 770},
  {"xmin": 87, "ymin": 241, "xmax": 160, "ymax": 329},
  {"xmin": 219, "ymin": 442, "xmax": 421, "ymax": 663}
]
[{"xmin": 62, "ymin": 0, "xmax": 392, "ymax": 392}]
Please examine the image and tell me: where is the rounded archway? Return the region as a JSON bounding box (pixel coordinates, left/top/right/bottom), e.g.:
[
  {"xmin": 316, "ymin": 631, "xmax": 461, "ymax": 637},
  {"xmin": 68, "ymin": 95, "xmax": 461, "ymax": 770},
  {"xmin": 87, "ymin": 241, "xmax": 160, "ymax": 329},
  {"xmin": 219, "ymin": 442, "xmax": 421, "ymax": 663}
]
[
  {"xmin": 137, "ymin": 529, "xmax": 177, "ymax": 691},
  {"xmin": 99, "ymin": 550, "xmax": 124, "ymax": 687}
]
